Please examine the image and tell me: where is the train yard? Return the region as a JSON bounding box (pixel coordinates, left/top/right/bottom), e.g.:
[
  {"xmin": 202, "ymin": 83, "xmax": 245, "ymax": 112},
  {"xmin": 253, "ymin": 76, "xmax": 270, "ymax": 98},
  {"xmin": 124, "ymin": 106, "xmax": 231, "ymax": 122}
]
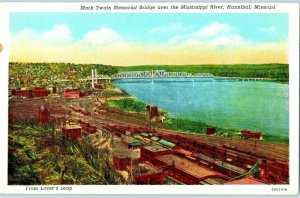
[{"xmin": 8, "ymin": 88, "xmax": 289, "ymax": 185}]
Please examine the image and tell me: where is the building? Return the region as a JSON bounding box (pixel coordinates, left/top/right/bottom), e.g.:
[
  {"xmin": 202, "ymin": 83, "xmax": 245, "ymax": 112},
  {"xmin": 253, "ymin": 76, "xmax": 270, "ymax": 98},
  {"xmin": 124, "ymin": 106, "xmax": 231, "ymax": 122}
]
[
  {"xmin": 62, "ymin": 124, "xmax": 82, "ymax": 139},
  {"xmin": 145, "ymin": 105, "xmax": 159, "ymax": 119},
  {"xmin": 140, "ymin": 145, "xmax": 172, "ymax": 168},
  {"xmin": 38, "ymin": 105, "xmax": 49, "ymax": 123},
  {"xmin": 12, "ymin": 89, "xmax": 32, "ymax": 98},
  {"xmin": 52, "ymin": 87, "xmax": 57, "ymax": 94},
  {"xmin": 121, "ymin": 135, "xmax": 143, "ymax": 149},
  {"xmin": 32, "ymin": 87, "xmax": 49, "ymax": 97},
  {"xmin": 206, "ymin": 127, "xmax": 216, "ymax": 135},
  {"xmin": 156, "ymin": 154, "xmax": 226, "ymax": 184},
  {"xmin": 132, "ymin": 162, "xmax": 164, "ymax": 184},
  {"xmin": 141, "ymin": 145, "xmax": 172, "ymax": 158},
  {"xmin": 113, "ymin": 156, "xmax": 131, "ymax": 171},
  {"xmin": 62, "ymin": 91, "xmax": 82, "ymax": 98},
  {"xmin": 11, "ymin": 87, "xmax": 49, "ymax": 98}
]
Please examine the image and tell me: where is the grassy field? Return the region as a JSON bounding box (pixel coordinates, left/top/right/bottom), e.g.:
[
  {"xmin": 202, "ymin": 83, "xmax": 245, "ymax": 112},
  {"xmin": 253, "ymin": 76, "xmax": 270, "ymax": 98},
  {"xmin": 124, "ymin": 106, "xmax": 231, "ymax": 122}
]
[
  {"xmin": 117, "ymin": 64, "xmax": 289, "ymax": 82},
  {"xmin": 107, "ymin": 98, "xmax": 147, "ymax": 113},
  {"xmin": 163, "ymin": 118, "xmax": 209, "ymax": 134}
]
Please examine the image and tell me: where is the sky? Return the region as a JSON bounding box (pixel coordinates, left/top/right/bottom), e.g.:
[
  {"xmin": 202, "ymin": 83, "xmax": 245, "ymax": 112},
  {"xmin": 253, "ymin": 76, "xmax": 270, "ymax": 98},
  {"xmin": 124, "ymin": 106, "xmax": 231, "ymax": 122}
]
[{"xmin": 10, "ymin": 13, "xmax": 288, "ymax": 66}]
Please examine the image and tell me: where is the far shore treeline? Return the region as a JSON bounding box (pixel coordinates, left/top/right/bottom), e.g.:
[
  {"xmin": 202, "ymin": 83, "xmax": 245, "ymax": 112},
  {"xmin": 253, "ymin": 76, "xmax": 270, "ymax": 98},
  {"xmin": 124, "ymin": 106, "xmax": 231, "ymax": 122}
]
[
  {"xmin": 9, "ymin": 62, "xmax": 288, "ymax": 83},
  {"xmin": 117, "ymin": 64, "xmax": 289, "ymax": 83}
]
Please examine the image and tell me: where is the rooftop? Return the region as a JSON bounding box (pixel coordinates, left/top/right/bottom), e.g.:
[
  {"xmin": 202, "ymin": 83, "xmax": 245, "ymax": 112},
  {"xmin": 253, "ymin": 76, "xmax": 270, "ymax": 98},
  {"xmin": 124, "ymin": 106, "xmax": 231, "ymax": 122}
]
[
  {"xmin": 132, "ymin": 162, "xmax": 161, "ymax": 177},
  {"xmin": 151, "ymin": 136, "xmax": 159, "ymax": 141},
  {"xmin": 140, "ymin": 132, "xmax": 149, "ymax": 137},
  {"xmin": 129, "ymin": 142, "xmax": 143, "ymax": 147},
  {"xmin": 158, "ymin": 139, "xmax": 175, "ymax": 148},
  {"xmin": 156, "ymin": 154, "xmax": 220, "ymax": 179},
  {"xmin": 224, "ymin": 177, "xmax": 266, "ymax": 185},
  {"xmin": 174, "ymin": 148, "xmax": 192, "ymax": 156},
  {"xmin": 143, "ymin": 144, "xmax": 169, "ymax": 152},
  {"xmin": 122, "ymin": 136, "xmax": 142, "ymax": 144},
  {"xmin": 63, "ymin": 124, "xmax": 81, "ymax": 130}
]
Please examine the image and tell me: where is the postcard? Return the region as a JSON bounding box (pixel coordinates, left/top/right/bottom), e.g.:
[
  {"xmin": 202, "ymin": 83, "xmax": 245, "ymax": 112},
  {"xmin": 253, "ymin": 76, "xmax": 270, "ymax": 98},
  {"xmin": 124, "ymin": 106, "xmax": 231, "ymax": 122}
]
[{"xmin": 0, "ymin": 1, "xmax": 299, "ymax": 195}]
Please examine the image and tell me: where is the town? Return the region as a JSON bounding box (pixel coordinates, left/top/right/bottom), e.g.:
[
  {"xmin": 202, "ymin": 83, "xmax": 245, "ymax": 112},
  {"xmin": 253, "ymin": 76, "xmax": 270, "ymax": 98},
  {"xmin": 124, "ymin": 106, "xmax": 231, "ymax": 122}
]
[{"xmin": 8, "ymin": 64, "xmax": 289, "ymax": 185}]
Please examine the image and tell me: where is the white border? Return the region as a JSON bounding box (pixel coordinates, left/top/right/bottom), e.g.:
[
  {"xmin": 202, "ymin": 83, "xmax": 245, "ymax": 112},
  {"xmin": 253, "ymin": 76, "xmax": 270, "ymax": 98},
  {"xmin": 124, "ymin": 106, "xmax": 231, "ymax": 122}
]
[{"xmin": 0, "ymin": 2, "xmax": 299, "ymax": 195}]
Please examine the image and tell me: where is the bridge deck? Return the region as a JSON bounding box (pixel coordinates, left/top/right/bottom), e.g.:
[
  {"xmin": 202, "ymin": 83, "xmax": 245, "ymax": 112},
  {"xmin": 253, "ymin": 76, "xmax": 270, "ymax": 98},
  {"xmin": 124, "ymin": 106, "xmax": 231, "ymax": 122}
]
[{"xmin": 89, "ymin": 71, "xmax": 270, "ymax": 81}]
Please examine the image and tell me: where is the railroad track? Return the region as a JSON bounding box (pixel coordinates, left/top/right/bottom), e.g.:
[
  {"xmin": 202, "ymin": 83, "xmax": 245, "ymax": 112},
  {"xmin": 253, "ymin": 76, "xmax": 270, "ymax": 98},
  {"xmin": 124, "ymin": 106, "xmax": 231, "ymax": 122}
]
[
  {"xmin": 73, "ymin": 110, "xmax": 288, "ymax": 162},
  {"xmin": 150, "ymin": 128, "xmax": 288, "ymax": 161}
]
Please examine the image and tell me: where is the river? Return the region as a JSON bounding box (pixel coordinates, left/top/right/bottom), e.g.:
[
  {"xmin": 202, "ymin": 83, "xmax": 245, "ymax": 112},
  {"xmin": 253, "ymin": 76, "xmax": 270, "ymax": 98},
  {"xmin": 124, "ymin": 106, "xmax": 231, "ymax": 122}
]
[{"xmin": 114, "ymin": 78, "xmax": 288, "ymax": 136}]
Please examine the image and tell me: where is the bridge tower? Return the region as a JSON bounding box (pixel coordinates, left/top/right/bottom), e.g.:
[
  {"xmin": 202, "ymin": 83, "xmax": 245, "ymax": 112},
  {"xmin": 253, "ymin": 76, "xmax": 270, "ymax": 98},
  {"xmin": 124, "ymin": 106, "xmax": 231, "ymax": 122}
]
[
  {"xmin": 95, "ymin": 69, "xmax": 98, "ymax": 84},
  {"xmin": 91, "ymin": 69, "xmax": 98, "ymax": 88},
  {"xmin": 91, "ymin": 69, "xmax": 94, "ymax": 88}
]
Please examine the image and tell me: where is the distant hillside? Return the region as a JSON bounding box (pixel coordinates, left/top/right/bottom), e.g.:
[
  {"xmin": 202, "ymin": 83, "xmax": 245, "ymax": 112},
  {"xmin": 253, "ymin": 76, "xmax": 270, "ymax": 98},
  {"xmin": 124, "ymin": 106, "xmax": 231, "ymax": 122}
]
[
  {"xmin": 117, "ymin": 64, "xmax": 289, "ymax": 82},
  {"xmin": 9, "ymin": 62, "xmax": 118, "ymax": 79},
  {"xmin": 9, "ymin": 62, "xmax": 118, "ymax": 88}
]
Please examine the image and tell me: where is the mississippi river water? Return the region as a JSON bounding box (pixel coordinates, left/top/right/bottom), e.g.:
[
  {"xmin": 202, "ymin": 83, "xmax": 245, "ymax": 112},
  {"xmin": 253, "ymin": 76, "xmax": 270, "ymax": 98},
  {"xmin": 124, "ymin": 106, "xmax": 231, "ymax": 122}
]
[{"xmin": 114, "ymin": 78, "xmax": 288, "ymax": 136}]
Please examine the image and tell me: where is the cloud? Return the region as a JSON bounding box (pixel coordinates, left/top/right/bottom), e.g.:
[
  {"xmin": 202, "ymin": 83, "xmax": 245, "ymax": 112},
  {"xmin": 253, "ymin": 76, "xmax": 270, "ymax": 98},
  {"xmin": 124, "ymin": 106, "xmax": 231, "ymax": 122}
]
[
  {"xmin": 14, "ymin": 28, "xmax": 37, "ymax": 38},
  {"xmin": 83, "ymin": 27, "xmax": 123, "ymax": 44},
  {"xmin": 168, "ymin": 21, "xmax": 244, "ymax": 48},
  {"xmin": 42, "ymin": 24, "xmax": 73, "ymax": 41},
  {"xmin": 212, "ymin": 35, "xmax": 243, "ymax": 46},
  {"xmin": 148, "ymin": 23, "xmax": 194, "ymax": 34},
  {"xmin": 10, "ymin": 23, "xmax": 288, "ymax": 66},
  {"xmin": 148, "ymin": 22, "xmax": 241, "ymax": 50},
  {"xmin": 195, "ymin": 21, "xmax": 231, "ymax": 38},
  {"xmin": 260, "ymin": 25, "xmax": 276, "ymax": 33},
  {"xmin": 11, "ymin": 24, "xmax": 73, "ymax": 45}
]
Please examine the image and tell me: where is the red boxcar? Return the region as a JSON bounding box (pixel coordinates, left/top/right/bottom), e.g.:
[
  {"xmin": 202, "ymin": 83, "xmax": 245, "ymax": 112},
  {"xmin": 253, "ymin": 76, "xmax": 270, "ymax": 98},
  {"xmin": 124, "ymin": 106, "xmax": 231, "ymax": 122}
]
[{"xmin": 241, "ymin": 130, "xmax": 262, "ymax": 139}]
